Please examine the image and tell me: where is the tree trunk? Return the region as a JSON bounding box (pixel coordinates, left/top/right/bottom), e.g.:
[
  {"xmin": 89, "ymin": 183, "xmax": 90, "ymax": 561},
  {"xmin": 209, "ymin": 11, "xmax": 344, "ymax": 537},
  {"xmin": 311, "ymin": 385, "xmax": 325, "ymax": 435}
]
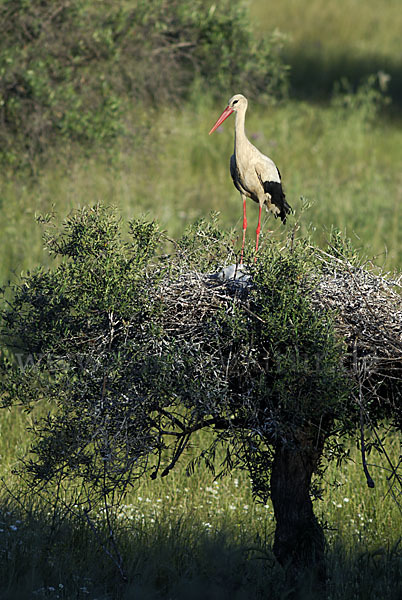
[{"xmin": 270, "ymin": 438, "xmax": 326, "ymax": 595}]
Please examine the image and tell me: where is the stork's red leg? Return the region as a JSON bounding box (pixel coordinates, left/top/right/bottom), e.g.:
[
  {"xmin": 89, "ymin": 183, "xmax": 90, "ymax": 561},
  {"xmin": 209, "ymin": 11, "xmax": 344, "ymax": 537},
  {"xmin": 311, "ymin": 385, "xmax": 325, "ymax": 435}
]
[
  {"xmin": 240, "ymin": 196, "xmax": 247, "ymax": 264},
  {"xmin": 255, "ymin": 203, "xmax": 263, "ymax": 261}
]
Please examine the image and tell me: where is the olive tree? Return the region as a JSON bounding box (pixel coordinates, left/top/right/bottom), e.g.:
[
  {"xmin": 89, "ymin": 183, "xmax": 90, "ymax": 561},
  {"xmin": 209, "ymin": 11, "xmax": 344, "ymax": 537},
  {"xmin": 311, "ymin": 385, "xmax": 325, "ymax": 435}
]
[{"xmin": 1, "ymin": 206, "xmax": 400, "ymax": 590}]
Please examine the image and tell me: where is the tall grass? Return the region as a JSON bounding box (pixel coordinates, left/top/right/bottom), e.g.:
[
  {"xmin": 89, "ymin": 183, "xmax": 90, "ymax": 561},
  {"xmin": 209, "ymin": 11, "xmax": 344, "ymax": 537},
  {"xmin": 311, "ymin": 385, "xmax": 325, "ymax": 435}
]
[
  {"xmin": 249, "ymin": 0, "xmax": 402, "ymax": 105},
  {"xmin": 250, "ymin": 0, "xmax": 402, "ymax": 59},
  {"xmin": 0, "ymin": 407, "xmax": 400, "ymax": 599}
]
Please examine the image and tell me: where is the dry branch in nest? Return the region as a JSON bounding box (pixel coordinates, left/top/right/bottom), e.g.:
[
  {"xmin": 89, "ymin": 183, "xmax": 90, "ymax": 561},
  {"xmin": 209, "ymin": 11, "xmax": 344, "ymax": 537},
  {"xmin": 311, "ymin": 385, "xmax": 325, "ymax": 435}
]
[{"xmin": 310, "ymin": 248, "xmax": 402, "ymax": 411}]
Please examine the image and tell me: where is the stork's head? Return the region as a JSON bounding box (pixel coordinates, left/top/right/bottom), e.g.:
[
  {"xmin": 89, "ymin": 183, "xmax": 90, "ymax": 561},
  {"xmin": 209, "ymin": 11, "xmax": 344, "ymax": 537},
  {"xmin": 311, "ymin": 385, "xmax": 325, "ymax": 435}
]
[
  {"xmin": 227, "ymin": 94, "xmax": 248, "ymax": 112},
  {"xmin": 209, "ymin": 94, "xmax": 248, "ymax": 135}
]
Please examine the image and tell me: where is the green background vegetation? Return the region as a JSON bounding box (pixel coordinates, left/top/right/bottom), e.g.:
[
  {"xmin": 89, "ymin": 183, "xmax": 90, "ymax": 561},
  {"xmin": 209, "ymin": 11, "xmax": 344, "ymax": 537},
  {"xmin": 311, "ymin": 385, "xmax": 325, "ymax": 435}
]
[
  {"xmin": 0, "ymin": 0, "xmax": 401, "ymax": 288},
  {"xmin": 0, "ymin": 0, "xmax": 401, "ymax": 598}
]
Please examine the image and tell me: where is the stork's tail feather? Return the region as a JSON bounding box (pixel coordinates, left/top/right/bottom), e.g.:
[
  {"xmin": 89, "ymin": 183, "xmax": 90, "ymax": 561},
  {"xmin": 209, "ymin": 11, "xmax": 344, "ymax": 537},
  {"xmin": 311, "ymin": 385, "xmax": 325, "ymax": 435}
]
[{"xmin": 263, "ymin": 181, "xmax": 292, "ymax": 224}]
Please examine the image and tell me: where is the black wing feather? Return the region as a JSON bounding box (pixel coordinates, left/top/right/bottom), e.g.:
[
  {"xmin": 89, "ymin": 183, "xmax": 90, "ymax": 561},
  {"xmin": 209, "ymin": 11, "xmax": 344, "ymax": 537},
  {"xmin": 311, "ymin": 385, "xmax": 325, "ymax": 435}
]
[{"xmin": 263, "ymin": 180, "xmax": 292, "ymax": 224}]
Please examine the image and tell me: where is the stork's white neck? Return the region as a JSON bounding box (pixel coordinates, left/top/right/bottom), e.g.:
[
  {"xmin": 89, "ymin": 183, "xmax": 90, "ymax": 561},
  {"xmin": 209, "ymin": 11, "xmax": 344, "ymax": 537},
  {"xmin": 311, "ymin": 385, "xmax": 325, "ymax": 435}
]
[{"xmin": 234, "ymin": 107, "xmax": 248, "ymax": 152}]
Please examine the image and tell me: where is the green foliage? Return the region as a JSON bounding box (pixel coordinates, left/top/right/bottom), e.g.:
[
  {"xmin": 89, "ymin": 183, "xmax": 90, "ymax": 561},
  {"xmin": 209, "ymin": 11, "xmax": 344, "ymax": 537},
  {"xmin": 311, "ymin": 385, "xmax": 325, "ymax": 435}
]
[
  {"xmin": 0, "ymin": 1, "xmax": 124, "ymax": 166},
  {"xmin": 331, "ymin": 74, "xmax": 391, "ymax": 125},
  {"xmin": 177, "ymin": 212, "xmax": 237, "ymax": 271},
  {"xmin": 4, "ymin": 207, "xmax": 162, "ymax": 351},
  {"xmin": 1, "ymin": 207, "xmax": 168, "ymax": 495},
  {"xmin": 249, "ymin": 245, "xmax": 349, "ymax": 429},
  {"xmin": 0, "ymin": 0, "xmax": 288, "ymax": 168}
]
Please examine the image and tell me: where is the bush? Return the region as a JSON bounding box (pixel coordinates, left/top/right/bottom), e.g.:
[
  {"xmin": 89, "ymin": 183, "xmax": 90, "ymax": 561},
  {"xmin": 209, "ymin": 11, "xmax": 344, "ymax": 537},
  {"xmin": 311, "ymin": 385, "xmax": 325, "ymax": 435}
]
[
  {"xmin": 0, "ymin": 0, "xmax": 288, "ymax": 167},
  {"xmin": 331, "ymin": 73, "xmax": 390, "ymax": 125}
]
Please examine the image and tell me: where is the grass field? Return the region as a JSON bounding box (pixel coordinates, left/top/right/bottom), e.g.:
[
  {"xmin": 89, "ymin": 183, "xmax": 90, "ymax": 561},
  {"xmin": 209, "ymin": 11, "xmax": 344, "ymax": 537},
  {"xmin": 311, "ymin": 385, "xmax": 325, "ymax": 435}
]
[
  {"xmin": 1, "ymin": 93, "xmax": 401, "ymax": 287},
  {"xmin": 0, "ymin": 0, "xmax": 401, "ymax": 598},
  {"xmin": 0, "ymin": 407, "xmax": 401, "ymax": 600},
  {"xmin": 249, "ymin": 0, "xmax": 402, "ymax": 107}
]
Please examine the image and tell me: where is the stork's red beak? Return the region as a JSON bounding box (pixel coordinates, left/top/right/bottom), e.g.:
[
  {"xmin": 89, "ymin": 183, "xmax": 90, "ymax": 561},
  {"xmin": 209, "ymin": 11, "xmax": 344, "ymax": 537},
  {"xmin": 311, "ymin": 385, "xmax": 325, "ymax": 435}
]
[{"xmin": 208, "ymin": 106, "xmax": 234, "ymax": 135}]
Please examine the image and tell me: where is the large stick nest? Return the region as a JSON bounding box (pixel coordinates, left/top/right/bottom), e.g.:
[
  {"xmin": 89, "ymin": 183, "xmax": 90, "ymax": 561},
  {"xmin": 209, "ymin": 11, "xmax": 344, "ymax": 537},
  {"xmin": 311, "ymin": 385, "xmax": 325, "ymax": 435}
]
[
  {"xmin": 157, "ymin": 249, "xmax": 402, "ymax": 427},
  {"xmin": 310, "ymin": 248, "xmax": 402, "ymax": 417}
]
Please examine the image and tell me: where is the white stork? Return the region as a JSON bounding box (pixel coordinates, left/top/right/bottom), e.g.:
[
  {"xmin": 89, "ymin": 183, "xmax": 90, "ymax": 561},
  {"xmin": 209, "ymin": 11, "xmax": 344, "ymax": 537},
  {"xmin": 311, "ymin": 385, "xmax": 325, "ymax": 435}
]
[{"xmin": 209, "ymin": 94, "xmax": 291, "ymax": 262}]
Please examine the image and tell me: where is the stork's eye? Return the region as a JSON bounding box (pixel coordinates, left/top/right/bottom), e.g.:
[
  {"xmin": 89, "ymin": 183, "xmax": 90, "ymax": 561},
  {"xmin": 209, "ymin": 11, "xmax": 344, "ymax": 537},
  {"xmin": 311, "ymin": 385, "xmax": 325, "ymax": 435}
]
[{"xmin": 232, "ymin": 100, "xmax": 238, "ymax": 105}]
